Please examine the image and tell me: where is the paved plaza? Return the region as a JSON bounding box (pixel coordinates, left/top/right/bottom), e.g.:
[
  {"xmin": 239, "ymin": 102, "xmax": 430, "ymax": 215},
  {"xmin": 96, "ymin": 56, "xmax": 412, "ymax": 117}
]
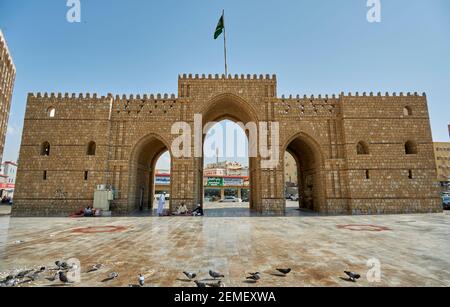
[{"xmin": 0, "ymin": 205, "xmax": 449, "ymax": 287}]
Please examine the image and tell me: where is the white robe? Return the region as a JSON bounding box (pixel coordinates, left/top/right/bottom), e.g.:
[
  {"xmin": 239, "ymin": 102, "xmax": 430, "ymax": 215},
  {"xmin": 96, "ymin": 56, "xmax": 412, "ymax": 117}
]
[{"xmin": 157, "ymin": 194, "xmax": 166, "ymax": 215}]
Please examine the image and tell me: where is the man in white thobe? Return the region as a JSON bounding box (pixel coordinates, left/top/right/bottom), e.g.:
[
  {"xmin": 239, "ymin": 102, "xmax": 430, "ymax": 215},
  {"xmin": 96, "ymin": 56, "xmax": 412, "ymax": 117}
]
[{"xmin": 157, "ymin": 193, "xmax": 166, "ymax": 216}]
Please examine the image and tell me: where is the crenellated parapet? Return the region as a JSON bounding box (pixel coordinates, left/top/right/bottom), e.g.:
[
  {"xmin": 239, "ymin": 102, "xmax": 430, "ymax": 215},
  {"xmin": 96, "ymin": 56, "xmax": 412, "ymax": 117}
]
[
  {"xmin": 28, "ymin": 92, "xmax": 112, "ymax": 100},
  {"xmin": 337, "ymin": 91, "xmax": 426, "ymax": 98},
  {"xmin": 178, "ymin": 73, "xmax": 276, "ymax": 81}
]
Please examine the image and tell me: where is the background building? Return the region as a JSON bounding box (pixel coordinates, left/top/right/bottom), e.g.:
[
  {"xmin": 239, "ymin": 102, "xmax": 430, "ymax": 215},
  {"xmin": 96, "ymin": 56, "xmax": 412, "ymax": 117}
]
[
  {"xmin": 434, "ymin": 143, "xmax": 450, "ymax": 193},
  {"xmin": 0, "ymin": 30, "xmax": 16, "ymax": 163},
  {"xmin": 0, "ymin": 161, "xmax": 16, "ymax": 201}
]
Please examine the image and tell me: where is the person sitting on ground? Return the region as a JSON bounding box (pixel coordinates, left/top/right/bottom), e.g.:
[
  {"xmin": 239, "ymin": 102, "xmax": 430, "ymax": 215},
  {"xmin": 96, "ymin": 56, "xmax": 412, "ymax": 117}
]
[
  {"xmin": 174, "ymin": 203, "xmax": 188, "ymax": 215},
  {"xmin": 84, "ymin": 206, "xmax": 93, "ymax": 217},
  {"xmin": 192, "ymin": 204, "xmax": 204, "ymax": 216}
]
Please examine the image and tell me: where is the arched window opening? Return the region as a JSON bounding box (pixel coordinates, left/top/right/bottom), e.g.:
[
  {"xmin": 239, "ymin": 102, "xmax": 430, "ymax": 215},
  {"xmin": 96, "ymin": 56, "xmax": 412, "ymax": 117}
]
[
  {"xmin": 357, "ymin": 141, "xmax": 370, "ymax": 155},
  {"xmin": 41, "ymin": 142, "xmax": 51, "ymax": 156},
  {"xmin": 47, "ymin": 107, "xmax": 56, "ymax": 118},
  {"xmin": 403, "ymin": 106, "xmax": 412, "ymax": 117},
  {"xmin": 87, "ymin": 141, "xmax": 96, "ymax": 156},
  {"xmin": 405, "ymin": 141, "xmax": 418, "ymax": 155}
]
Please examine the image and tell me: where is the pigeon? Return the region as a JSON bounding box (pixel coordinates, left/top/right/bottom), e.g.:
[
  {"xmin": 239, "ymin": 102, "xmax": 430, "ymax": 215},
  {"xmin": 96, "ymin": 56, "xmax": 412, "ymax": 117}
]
[
  {"xmin": 194, "ymin": 280, "xmax": 206, "ymax": 288},
  {"xmin": 183, "ymin": 272, "xmax": 197, "ymax": 280},
  {"xmin": 16, "ymin": 269, "xmax": 33, "ymax": 279},
  {"xmin": 102, "ymin": 272, "xmax": 119, "ymax": 282},
  {"xmin": 344, "ymin": 271, "xmax": 361, "ymax": 282},
  {"xmin": 246, "ymin": 273, "xmax": 261, "ymax": 282},
  {"xmin": 1, "ymin": 275, "xmax": 15, "ymax": 283},
  {"xmin": 276, "ymin": 268, "xmax": 291, "ymax": 275},
  {"xmin": 206, "ymin": 280, "xmax": 223, "ymax": 288},
  {"xmin": 138, "ymin": 274, "xmax": 145, "ymax": 287},
  {"xmin": 0, "ymin": 275, "xmax": 16, "ymax": 287},
  {"xmin": 4, "ymin": 278, "xmax": 18, "ymax": 288},
  {"xmin": 87, "ymin": 264, "xmax": 103, "ymax": 273},
  {"xmin": 209, "ymin": 270, "xmax": 224, "ymax": 279},
  {"xmin": 27, "ymin": 266, "xmax": 47, "ymax": 280},
  {"xmin": 58, "ymin": 271, "xmax": 73, "ymax": 284},
  {"xmin": 55, "ymin": 261, "xmax": 69, "ymax": 271}
]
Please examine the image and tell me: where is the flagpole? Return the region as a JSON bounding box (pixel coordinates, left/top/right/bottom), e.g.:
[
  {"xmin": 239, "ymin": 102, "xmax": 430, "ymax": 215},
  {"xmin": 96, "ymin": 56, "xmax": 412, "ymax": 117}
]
[{"xmin": 223, "ymin": 9, "xmax": 228, "ymax": 76}]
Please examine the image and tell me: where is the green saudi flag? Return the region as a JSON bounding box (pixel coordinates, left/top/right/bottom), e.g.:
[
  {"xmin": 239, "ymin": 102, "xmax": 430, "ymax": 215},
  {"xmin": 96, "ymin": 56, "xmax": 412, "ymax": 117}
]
[{"xmin": 214, "ymin": 13, "xmax": 225, "ymax": 39}]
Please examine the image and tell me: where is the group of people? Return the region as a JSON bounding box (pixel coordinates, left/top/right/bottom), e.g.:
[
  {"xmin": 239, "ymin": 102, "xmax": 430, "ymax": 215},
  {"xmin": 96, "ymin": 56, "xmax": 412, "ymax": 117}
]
[
  {"xmin": 83, "ymin": 206, "xmax": 96, "ymax": 217},
  {"xmin": 156, "ymin": 193, "xmax": 203, "ymax": 217},
  {"xmin": 1, "ymin": 196, "xmax": 12, "ymax": 204}
]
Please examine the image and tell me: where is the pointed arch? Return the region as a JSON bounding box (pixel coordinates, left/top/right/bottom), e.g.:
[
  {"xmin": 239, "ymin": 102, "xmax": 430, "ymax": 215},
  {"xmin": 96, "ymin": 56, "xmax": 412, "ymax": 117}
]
[{"xmin": 357, "ymin": 141, "xmax": 370, "ymax": 155}]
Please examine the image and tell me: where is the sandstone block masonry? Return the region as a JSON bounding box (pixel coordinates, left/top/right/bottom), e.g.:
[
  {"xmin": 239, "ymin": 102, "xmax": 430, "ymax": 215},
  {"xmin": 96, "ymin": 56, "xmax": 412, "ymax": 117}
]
[{"xmin": 13, "ymin": 74, "xmax": 442, "ymax": 216}]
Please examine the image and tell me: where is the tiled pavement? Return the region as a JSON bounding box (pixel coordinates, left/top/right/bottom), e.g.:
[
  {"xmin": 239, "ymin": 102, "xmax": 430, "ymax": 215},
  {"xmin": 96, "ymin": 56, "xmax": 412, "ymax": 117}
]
[{"xmin": 0, "ymin": 207, "xmax": 449, "ymax": 287}]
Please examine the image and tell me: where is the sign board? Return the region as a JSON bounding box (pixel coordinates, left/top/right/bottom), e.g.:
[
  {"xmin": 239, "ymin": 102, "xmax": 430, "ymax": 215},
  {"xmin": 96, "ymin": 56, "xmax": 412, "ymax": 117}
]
[
  {"xmin": 155, "ymin": 176, "xmax": 170, "ymax": 185},
  {"xmin": 223, "ymin": 178, "xmax": 244, "ymax": 187},
  {"xmin": 206, "ymin": 177, "xmax": 224, "ymax": 187},
  {"xmin": 0, "ymin": 183, "xmax": 14, "ymax": 189}
]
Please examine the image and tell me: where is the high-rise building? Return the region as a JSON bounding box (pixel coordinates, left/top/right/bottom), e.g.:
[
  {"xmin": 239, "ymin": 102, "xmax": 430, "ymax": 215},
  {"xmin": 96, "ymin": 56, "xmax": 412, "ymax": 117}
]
[{"xmin": 0, "ymin": 30, "xmax": 16, "ymax": 163}]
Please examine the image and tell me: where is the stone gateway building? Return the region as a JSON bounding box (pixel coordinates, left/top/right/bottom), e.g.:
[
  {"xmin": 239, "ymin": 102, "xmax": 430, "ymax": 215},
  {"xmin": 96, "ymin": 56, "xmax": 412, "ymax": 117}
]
[{"xmin": 13, "ymin": 74, "xmax": 441, "ymax": 216}]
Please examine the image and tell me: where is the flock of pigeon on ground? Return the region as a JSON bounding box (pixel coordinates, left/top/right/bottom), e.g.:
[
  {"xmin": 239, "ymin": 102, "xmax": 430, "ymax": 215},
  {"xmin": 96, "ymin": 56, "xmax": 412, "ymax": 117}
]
[{"xmin": 0, "ymin": 260, "xmax": 361, "ymax": 287}]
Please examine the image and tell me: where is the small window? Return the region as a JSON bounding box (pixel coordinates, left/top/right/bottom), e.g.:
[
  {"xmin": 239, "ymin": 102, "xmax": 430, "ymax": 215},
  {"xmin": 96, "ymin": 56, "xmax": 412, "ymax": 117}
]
[
  {"xmin": 365, "ymin": 170, "xmax": 370, "ymax": 180},
  {"xmin": 43, "ymin": 170, "xmax": 47, "ymax": 180},
  {"xmin": 408, "ymin": 170, "xmax": 413, "ymax": 179},
  {"xmin": 41, "ymin": 142, "xmax": 51, "ymax": 156},
  {"xmin": 47, "ymin": 107, "xmax": 56, "ymax": 118},
  {"xmin": 87, "ymin": 141, "xmax": 96, "ymax": 156},
  {"xmin": 357, "ymin": 141, "xmax": 370, "ymax": 155},
  {"xmin": 84, "ymin": 171, "xmax": 89, "ymax": 181},
  {"xmin": 405, "ymin": 141, "xmax": 418, "ymax": 155},
  {"xmin": 403, "ymin": 106, "xmax": 412, "ymax": 116}
]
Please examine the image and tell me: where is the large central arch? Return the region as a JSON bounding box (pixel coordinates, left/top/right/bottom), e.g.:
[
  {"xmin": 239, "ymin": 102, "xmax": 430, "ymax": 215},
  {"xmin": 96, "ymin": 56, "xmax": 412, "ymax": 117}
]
[
  {"xmin": 128, "ymin": 134, "xmax": 172, "ymax": 213},
  {"xmin": 196, "ymin": 93, "xmax": 260, "ymax": 211}
]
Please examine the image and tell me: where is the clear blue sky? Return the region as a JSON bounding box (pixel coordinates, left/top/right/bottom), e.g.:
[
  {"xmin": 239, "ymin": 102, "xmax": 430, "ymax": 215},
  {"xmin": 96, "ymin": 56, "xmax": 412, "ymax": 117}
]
[{"xmin": 1, "ymin": 0, "xmax": 449, "ymax": 166}]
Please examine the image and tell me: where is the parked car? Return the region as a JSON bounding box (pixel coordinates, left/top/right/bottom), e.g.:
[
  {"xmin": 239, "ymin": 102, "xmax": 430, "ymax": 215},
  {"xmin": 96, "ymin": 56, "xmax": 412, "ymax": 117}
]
[
  {"xmin": 219, "ymin": 196, "xmax": 242, "ymax": 203},
  {"xmin": 290, "ymin": 194, "xmax": 300, "ymax": 201},
  {"xmin": 443, "ymin": 196, "xmax": 450, "ymax": 210}
]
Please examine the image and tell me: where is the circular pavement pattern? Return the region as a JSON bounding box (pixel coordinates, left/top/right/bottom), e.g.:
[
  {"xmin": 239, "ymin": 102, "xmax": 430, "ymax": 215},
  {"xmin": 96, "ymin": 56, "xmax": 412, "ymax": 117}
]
[{"xmin": 336, "ymin": 224, "xmax": 392, "ymax": 232}]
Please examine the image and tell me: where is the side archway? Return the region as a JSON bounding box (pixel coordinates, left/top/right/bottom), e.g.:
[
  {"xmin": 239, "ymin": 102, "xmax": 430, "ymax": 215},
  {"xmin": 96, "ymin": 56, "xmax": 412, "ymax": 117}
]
[
  {"xmin": 127, "ymin": 134, "xmax": 172, "ymax": 213},
  {"xmin": 283, "ymin": 132, "xmax": 326, "ymax": 213}
]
